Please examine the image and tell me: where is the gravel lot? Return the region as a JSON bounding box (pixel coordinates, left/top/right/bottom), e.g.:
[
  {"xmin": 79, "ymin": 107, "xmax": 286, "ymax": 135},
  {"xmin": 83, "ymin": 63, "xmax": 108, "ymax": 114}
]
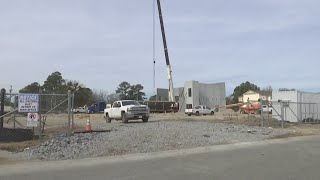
[{"xmin": 25, "ymin": 120, "xmax": 288, "ymax": 160}]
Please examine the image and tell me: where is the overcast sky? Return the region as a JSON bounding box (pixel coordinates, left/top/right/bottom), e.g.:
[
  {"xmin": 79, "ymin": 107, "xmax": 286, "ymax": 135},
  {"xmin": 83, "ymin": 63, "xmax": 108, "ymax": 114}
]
[{"xmin": 0, "ymin": 0, "xmax": 319, "ymax": 96}]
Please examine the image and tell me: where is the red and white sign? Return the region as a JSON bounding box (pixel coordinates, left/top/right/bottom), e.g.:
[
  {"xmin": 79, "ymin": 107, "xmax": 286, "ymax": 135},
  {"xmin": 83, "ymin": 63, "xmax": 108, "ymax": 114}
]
[{"xmin": 27, "ymin": 113, "xmax": 39, "ymax": 127}]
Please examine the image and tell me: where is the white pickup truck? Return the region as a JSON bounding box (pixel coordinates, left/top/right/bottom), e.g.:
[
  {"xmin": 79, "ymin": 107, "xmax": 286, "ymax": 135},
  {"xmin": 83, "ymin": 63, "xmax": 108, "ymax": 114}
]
[
  {"xmin": 185, "ymin": 105, "xmax": 216, "ymax": 116},
  {"xmin": 72, "ymin": 106, "xmax": 87, "ymax": 113},
  {"xmin": 262, "ymin": 105, "xmax": 273, "ymax": 114},
  {"xmin": 104, "ymin": 100, "xmax": 150, "ymax": 123}
]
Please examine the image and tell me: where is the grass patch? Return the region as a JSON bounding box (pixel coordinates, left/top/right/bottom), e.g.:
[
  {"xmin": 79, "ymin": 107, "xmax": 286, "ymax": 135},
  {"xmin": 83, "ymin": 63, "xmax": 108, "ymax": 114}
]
[{"xmin": 0, "ymin": 140, "xmax": 40, "ymax": 152}]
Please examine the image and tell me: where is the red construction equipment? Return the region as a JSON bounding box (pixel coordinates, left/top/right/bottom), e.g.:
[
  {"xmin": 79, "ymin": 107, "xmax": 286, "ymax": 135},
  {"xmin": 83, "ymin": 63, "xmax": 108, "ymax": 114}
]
[{"xmin": 240, "ymin": 102, "xmax": 261, "ymax": 114}]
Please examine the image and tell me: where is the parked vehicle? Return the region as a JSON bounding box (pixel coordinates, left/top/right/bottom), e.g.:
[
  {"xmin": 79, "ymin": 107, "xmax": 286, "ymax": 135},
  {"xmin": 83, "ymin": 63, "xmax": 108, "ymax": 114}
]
[
  {"xmin": 87, "ymin": 101, "xmax": 106, "ymax": 114},
  {"xmin": 185, "ymin": 105, "xmax": 215, "ymax": 116},
  {"xmin": 104, "ymin": 100, "xmax": 150, "ymax": 123},
  {"xmin": 240, "ymin": 103, "xmax": 261, "ymax": 114},
  {"xmin": 142, "ymin": 101, "xmax": 179, "ymax": 113},
  {"xmin": 262, "ymin": 105, "xmax": 272, "ymax": 114},
  {"xmin": 72, "ymin": 106, "xmax": 87, "ymax": 113}
]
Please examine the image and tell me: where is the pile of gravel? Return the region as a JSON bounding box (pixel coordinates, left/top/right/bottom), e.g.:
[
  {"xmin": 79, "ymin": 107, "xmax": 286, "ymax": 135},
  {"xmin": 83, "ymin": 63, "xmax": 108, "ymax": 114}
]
[{"xmin": 27, "ymin": 121, "xmax": 288, "ymax": 160}]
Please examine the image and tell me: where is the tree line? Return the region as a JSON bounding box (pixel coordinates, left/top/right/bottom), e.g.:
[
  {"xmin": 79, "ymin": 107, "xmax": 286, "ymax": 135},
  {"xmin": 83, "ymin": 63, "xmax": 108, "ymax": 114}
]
[
  {"xmin": 227, "ymin": 81, "xmax": 273, "ymax": 105},
  {"xmin": 18, "ymin": 72, "xmax": 276, "ymax": 107},
  {"xmin": 19, "ymin": 71, "xmax": 146, "ymax": 107}
]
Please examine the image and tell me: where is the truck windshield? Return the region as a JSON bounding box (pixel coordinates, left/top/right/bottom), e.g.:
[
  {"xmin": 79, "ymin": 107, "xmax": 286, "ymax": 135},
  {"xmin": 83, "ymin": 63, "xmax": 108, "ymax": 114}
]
[{"xmin": 122, "ymin": 101, "xmax": 140, "ymax": 106}]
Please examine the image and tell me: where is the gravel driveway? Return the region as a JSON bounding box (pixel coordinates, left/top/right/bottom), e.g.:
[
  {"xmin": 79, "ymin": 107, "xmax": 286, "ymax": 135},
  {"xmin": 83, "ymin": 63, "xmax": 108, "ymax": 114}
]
[{"xmin": 24, "ymin": 121, "xmax": 288, "ymax": 160}]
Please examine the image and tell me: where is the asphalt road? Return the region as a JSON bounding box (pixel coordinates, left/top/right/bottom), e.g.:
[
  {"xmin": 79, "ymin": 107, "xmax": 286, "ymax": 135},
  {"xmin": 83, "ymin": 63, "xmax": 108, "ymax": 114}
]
[{"xmin": 1, "ymin": 136, "xmax": 320, "ymax": 180}]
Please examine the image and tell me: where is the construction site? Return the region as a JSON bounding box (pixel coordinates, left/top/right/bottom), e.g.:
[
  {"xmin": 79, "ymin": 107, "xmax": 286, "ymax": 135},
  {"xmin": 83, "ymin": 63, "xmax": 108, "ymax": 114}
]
[{"xmin": 0, "ymin": 0, "xmax": 319, "ymax": 167}]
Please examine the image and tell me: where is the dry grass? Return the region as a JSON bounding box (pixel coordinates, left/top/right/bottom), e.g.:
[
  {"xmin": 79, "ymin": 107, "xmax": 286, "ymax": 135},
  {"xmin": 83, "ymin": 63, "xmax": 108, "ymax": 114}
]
[
  {"xmin": 0, "ymin": 140, "xmax": 40, "ymax": 152},
  {"xmin": 286, "ymin": 124, "xmax": 320, "ymax": 136},
  {"xmin": 148, "ymin": 112, "xmax": 281, "ymax": 127},
  {"xmin": 148, "ymin": 112, "xmax": 320, "ymax": 137},
  {"xmin": 219, "ymin": 115, "xmax": 285, "ymax": 128}
]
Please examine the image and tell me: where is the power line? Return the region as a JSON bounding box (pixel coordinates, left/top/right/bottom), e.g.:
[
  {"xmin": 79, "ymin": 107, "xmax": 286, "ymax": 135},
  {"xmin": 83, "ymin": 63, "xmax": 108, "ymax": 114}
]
[{"xmin": 153, "ymin": 0, "xmax": 156, "ymax": 96}]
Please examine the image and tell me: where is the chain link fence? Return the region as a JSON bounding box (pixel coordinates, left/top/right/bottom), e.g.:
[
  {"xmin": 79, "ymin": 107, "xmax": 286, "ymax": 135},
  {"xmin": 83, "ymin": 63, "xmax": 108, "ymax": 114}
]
[
  {"xmin": 221, "ymin": 100, "xmax": 320, "ymax": 128},
  {"xmin": 241, "ymin": 101, "xmax": 320, "ymax": 128},
  {"xmin": 271, "ymin": 101, "xmax": 320, "ymax": 124},
  {"xmin": 0, "ymin": 89, "xmax": 74, "ymax": 144}
]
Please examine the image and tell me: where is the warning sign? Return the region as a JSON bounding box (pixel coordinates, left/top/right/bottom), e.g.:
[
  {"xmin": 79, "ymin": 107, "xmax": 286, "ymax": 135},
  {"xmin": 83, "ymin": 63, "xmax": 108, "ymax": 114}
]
[
  {"xmin": 27, "ymin": 113, "xmax": 39, "ymax": 127},
  {"xmin": 18, "ymin": 94, "xmax": 39, "ymax": 113}
]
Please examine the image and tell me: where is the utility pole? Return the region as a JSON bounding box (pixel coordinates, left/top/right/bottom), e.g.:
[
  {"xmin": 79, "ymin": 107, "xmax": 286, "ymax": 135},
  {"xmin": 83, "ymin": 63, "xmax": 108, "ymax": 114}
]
[
  {"xmin": 153, "ymin": 0, "xmax": 156, "ymax": 96},
  {"xmin": 0, "ymin": 89, "xmax": 6, "ymax": 129}
]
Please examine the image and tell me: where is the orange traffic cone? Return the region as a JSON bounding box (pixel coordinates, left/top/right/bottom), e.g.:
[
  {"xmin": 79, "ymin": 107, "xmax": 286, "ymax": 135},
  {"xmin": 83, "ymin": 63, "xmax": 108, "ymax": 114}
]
[
  {"xmin": 69, "ymin": 121, "xmax": 73, "ymax": 129},
  {"xmin": 85, "ymin": 119, "xmax": 92, "ymax": 132}
]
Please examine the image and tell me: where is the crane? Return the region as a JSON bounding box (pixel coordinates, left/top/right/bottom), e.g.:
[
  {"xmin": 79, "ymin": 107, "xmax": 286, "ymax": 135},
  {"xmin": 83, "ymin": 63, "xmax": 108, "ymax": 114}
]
[{"xmin": 156, "ymin": 0, "xmax": 175, "ymax": 102}]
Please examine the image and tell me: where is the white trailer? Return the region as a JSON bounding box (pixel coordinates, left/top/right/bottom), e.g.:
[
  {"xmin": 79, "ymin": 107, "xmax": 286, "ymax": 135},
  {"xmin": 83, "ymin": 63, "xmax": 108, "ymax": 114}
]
[{"xmin": 272, "ymin": 90, "xmax": 320, "ymax": 122}]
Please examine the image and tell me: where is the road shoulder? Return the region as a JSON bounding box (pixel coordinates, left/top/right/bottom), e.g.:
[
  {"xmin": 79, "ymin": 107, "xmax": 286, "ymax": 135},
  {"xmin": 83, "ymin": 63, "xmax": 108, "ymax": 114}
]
[{"xmin": 1, "ymin": 135, "xmax": 319, "ymax": 176}]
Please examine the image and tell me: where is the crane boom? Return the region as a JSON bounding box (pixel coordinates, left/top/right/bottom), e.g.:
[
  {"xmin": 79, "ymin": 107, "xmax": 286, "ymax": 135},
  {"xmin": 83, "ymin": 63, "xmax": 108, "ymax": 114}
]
[{"xmin": 156, "ymin": 0, "xmax": 175, "ymax": 102}]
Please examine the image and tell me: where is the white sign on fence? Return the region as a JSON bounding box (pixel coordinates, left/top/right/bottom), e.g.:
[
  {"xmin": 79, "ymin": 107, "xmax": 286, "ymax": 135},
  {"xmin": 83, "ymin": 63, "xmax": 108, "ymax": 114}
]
[
  {"xmin": 18, "ymin": 94, "xmax": 39, "ymax": 113},
  {"xmin": 27, "ymin": 113, "xmax": 39, "ymax": 127}
]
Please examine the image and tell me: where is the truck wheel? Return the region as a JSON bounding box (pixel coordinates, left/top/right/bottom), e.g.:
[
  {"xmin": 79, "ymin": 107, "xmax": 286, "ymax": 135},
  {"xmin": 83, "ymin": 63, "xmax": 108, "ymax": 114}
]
[
  {"xmin": 210, "ymin": 111, "xmax": 214, "ymax": 115},
  {"xmin": 188, "ymin": 114, "xmax": 192, "ymax": 116},
  {"xmin": 196, "ymin": 111, "xmax": 200, "ymax": 116},
  {"xmin": 142, "ymin": 116, "xmax": 149, "ymax": 123},
  {"xmin": 105, "ymin": 113, "xmax": 111, "ymax": 123},
  {"xmin": 122, "ymin": 113, "xmax": 128, "ymax": 123}
]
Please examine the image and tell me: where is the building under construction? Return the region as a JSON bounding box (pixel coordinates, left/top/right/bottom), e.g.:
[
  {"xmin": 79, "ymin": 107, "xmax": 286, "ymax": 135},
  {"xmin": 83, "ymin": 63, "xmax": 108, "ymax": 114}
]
[
  {"xmin": 151, "ymin": 1, "xmax": 226, "ymax": 112},
  {"xmin": 157, "ymin": 81, "xmax": 226, "ymax": 112}
]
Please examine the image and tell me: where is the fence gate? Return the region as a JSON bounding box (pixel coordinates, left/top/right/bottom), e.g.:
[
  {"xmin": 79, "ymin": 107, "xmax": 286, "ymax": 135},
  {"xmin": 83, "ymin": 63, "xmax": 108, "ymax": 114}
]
[{"xmin": 0, "ymin": 89, "xmax": 74, "ymax": 143}]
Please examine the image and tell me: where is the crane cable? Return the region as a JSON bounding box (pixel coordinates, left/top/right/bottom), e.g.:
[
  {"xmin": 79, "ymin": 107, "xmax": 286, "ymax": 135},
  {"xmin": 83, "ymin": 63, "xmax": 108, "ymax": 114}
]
[{"xmin": 153, "ymin": 0, "xmax": 156, "ymax": 96}]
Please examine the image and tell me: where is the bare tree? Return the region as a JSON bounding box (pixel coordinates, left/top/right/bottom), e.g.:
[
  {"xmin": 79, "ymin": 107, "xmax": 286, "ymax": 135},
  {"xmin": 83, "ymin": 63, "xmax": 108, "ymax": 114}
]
[
  {"xmin": 106, "ymin": 93, "xmax": 119, "ymax": 104},
  {"xmin": 262, "ymin": 85, "xmax": 273, "ymax": 92},
  {"xmin": 279, "ymin": 88, "xmax": 296, "ymax": 91},
  {"xmin": 92, "ymin": 89, "xmax": 109, "ymax": 102}
]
